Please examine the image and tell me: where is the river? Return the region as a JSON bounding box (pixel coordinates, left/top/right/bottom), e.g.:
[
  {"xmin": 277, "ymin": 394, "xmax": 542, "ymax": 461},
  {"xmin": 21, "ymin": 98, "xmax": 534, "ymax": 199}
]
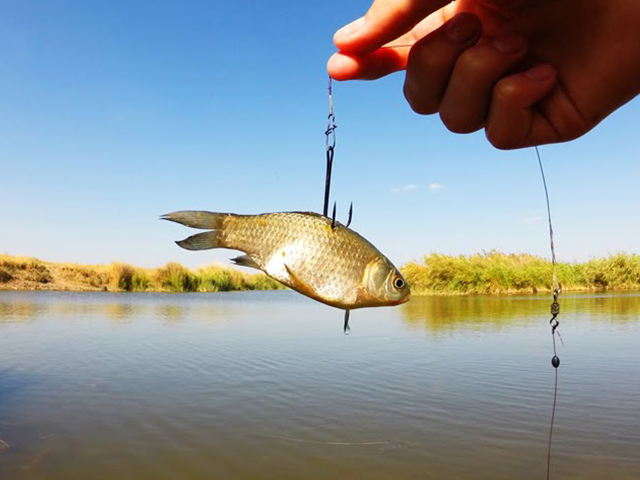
[{"xmin": 1, "ymin": 290, "xmax": 639, "ymax": 479}]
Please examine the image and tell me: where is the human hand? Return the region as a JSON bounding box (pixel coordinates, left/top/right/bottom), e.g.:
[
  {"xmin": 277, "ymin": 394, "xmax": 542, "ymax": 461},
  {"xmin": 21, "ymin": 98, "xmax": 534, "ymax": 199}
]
[{"xmin": 328, "ymin": 0, "xmax": 640, "ymax": 149}]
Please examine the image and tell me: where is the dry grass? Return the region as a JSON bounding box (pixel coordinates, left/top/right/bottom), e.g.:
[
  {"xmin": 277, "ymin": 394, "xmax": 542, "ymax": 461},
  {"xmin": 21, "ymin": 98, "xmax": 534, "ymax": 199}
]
[{"xmin": 0, "ymin": 254, "xmax": 283, "ymax": 293}]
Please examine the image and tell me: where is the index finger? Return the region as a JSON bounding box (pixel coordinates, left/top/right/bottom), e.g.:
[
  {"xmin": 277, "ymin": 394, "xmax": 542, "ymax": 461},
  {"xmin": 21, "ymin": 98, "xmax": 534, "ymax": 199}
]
[{"xmin": 334, "ymin": 0, "xmax": 452, "ymax": 54}]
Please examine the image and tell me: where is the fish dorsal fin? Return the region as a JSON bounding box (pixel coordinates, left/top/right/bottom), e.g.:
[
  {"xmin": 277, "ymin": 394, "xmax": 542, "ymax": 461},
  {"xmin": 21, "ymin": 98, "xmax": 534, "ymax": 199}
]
[
  {"xmin": 284, "ymin": 264, "xmax": 322, "ymax": 303},
  {"xmin": 231, "ymin": 254, "xmax": 261, "ymax": 270}
]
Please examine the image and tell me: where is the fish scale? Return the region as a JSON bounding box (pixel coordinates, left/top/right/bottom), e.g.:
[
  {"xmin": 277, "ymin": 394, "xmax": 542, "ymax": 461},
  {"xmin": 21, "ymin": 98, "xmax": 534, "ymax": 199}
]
[{"xmin": 224, "ymin": 213, "xmax": 373, "ymax": 302}]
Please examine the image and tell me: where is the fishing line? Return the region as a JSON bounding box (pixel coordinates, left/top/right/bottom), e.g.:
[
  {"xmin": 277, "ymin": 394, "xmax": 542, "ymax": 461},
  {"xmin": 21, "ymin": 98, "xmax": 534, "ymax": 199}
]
[{"xmin": 535, "ymin": 145, "xmax": 562, "ymax": 480}]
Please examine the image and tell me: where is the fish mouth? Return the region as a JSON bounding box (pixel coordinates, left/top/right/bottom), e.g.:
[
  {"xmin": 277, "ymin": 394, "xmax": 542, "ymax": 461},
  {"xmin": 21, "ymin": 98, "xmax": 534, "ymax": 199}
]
[{"xmin": 389, "ymin": 292, "xmax": 411, "ymax": 306}]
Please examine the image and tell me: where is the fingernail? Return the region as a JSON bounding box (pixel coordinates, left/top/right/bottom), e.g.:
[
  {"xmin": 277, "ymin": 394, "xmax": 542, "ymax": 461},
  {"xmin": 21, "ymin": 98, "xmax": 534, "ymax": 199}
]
[
  {"xmin": 445, "ymin": 14, "xmax": 480, "ymax": 43},
  {"xmin": 525, "ymin": 64, "xmax": 555, "ymax": 81},
  {"xmin": 336, "ymin": 17, "xmax": 365, "ymax": 39},
  {"xmin": 492, "ymin": 34, "xmax": 526, "ymax": 54}
]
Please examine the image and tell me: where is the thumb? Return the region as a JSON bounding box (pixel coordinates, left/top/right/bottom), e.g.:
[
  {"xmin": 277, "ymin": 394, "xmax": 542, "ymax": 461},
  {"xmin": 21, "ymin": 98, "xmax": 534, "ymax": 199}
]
[{"xmin": 334, "ymin": 0, "xmax": 452, "ymax": 54}]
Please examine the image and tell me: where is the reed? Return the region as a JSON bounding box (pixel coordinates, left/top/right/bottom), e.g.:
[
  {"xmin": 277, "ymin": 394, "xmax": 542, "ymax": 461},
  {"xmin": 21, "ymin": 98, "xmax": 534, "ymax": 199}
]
[{"xmin": 402, "ymin": 251, "xmax": 640, "ymax": 295}]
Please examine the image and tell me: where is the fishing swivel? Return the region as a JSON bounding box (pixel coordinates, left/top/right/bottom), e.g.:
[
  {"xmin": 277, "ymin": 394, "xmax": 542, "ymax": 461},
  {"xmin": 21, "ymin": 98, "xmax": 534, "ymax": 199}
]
[{"xmin": 550, "ymin": 288, "xmax": 561, "ymax": 368}]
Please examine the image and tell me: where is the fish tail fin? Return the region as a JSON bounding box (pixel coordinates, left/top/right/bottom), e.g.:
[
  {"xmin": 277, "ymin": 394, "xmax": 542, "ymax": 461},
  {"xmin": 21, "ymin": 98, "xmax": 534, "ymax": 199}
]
[
  {"xmin": 176, "ymin": 231, "xmax": 224, "ymax": 251},
  {"xmin": 160, "ymin": 211, "xmax": 228, "ymax": 230},
  {"xmin": 162, "ymin": 211, "xmax": 231, "ymax": 251}
]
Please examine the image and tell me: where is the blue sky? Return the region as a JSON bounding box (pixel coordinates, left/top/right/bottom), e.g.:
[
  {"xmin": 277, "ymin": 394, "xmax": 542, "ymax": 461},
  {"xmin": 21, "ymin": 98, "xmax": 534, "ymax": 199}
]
[{"xmin": 1, "ymin": 0, "xmax": 639, "ymax": 269}]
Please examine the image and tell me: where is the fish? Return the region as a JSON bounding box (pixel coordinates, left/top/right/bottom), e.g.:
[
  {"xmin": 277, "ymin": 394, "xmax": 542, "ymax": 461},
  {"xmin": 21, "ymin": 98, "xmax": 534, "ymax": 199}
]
[{"xmin": 161, "ymin": 210, "xmax": 410, "ymax": 332}]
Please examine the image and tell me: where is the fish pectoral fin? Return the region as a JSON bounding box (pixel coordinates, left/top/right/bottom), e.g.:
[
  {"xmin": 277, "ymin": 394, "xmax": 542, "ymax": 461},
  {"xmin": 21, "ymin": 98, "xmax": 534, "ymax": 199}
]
[
  {"xmin": 231, "ymin": 254, "xmax": 261, "ymax": 270},
  {"xmin": 284, "ymin": 264, "xmax": 322, "ymax": 303}
]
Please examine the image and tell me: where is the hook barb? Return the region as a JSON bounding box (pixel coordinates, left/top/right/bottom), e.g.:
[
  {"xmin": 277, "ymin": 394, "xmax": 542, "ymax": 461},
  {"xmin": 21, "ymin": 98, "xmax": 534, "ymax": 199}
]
[{"xmin": 343, "ymin": 310, "xmax": 351, "ymax": 335}]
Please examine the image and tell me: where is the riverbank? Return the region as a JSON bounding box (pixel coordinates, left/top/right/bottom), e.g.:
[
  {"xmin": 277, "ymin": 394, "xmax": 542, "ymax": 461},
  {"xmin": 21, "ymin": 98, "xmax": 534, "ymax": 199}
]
[
  {"xmin": 0, "ymin": 255, "xmax": 283, "ymax": 293},
  {"xmin": 403, "ymin": 251, "xmax": 640, "ymax": 295},
  {"xmin": 2, "ymin": 252, "xmax": 639, "ymax": 295}
]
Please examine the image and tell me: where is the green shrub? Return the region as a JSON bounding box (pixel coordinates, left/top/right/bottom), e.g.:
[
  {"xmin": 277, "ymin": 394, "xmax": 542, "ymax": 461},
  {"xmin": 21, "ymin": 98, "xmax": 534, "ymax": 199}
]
[
  {"xmin": 402, "ymin": 251, "xmax": 640, "ymax": 295},
  {"xmin": 156, "ymin": 262, "xmax": 199, "ymax": 292}
]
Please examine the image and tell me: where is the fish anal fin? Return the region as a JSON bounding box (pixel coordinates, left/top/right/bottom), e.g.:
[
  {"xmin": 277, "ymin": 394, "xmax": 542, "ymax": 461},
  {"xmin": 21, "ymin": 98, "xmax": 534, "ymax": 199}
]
[
  {"xmin": 284, "ymin": 264, "xmax": 323, "ymax": 303},
  {"xmin": 231, "ymin": 254, "xmax": 261, "ymax": 270}
]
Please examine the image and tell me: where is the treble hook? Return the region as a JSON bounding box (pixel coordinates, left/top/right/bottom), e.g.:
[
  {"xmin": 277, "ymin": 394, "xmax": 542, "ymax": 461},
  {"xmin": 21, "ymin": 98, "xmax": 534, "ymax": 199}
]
[
  {"xmin": 331, "ymin": 201, "xmax": 337, "ymax": 229},
  {"xmin": 330, "ymin": 202, "xmax": 354, "ymax": 230},
  {"xmin": 346, "ymin": 202, "xmax": 353, "ymax": 228}
]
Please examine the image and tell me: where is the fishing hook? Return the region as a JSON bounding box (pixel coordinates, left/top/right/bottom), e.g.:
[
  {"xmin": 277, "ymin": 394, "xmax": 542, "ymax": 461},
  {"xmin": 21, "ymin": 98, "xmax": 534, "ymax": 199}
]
[
  {"xmin": 323, "ymin": 77, "xmax": 337, "ymax": 217},
  {"xmin": 343, "ymin": 310, "xmax": 351, "ymax": 335},
  {"xmin": 331, "ymin": 201, "xmax": 337, "ymax": 229},
  {"xmin": 330, "ymin": 202, "xmax": 354, "ymax": 230},
  {"xmin": 346, "ymin": 202, "xmax": 353, "ymax": 228}
]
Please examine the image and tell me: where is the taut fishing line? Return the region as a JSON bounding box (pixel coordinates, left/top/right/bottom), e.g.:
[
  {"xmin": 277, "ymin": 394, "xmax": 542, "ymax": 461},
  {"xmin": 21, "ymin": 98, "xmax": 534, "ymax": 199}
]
[{"xmin": 535, "ymin": 145, "xmax": 562, "ymax": 480}]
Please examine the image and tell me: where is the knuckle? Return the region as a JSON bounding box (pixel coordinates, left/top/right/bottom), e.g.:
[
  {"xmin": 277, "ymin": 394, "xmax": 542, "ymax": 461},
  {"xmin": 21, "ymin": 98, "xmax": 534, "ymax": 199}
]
[
  {"xmin": 493, "ymin": 78, "xmax": 520, "ymax": 104},
  {"xmin": 485, "ymin": 128, "xmax": 516, "ymax": 150},
  {"xmin": 439, "ymin": 109, "xmax": 482, "ymax": 134},
  {"xmin": 403, "ymin": 81, "xmax": 438, "ymax": 115},
  {"xmin": 485, "ymin": 122, "xmax": 523, "ymax": 150},
  {"xmin": 457, "ymin": 48, "xmax": 488, "ymax": 77}
]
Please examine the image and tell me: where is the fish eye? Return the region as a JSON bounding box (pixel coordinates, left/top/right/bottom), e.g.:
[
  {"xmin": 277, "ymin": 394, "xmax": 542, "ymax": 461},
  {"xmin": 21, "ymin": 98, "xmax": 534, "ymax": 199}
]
[{"xmin": 393, "ymin": 277, "xmax": 405, "ymax": 290}]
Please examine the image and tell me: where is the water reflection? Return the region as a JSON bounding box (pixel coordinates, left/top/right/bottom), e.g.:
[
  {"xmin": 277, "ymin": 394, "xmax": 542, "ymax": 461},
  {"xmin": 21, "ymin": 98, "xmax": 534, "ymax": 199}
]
[
  {"xmin": 401, "ymin": 292, "xmax": 640, "ymax": 332},
  {"xmin": 0, "ymin": 300, "xmax": 46, "ymax": 324},
  {"xmin": 0, "ymin": 291, "xmax": 240, "ymax": 326}
]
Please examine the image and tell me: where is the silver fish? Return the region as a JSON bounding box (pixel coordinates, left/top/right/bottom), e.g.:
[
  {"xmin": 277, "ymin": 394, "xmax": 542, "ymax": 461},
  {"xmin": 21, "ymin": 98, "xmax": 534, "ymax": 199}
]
[{"xmin": 162, "ymin": 211, "xmax": 410, "ymax": 331}]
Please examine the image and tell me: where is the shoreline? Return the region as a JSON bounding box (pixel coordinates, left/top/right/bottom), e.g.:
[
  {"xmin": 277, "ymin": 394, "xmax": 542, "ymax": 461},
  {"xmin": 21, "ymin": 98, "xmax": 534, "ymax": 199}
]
[
  {"xmin": 2, "ymin": 252, "xmax": 640, "ymax": 296},
  {"xmin": 2, "ymin": 285, "xmax": 638, "ymax": 297}
]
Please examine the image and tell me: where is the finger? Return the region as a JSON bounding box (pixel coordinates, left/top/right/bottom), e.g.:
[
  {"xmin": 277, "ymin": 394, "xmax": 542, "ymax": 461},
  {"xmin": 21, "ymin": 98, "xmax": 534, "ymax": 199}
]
[
  {"xmin": 403, "ymin": 13, "xmax": 482, "ymax": 115},
  {"xmin": 438, "ymin": 32, "xmax": 529, "ymax": 133},
  {"xmin": 334, "ymin": 0, "xmax": 452, "ymax": 54},
  {"xmin": 328, "ymin": 21, "xmax": 439, "ymax": 81},
  {"xmin": 485, "ymin": 64, "xmax": 559, "ymax": 149},
  {"xmin": 328, "ymin": 48, "xmax": 409, "ymax": 81}
]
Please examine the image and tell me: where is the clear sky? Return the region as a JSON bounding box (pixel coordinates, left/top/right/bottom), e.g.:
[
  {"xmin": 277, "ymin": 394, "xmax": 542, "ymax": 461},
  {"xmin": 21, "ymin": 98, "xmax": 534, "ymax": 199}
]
[{"xmin": 1, "ymin": 0, "xmax": 639, "ymax": 270}]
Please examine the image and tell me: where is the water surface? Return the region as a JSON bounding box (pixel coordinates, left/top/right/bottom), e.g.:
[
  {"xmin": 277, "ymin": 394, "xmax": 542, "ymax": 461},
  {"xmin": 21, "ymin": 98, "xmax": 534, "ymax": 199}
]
[{"xmin": 1, "ymin": 290, "xmax": 639, "ymax": 479}]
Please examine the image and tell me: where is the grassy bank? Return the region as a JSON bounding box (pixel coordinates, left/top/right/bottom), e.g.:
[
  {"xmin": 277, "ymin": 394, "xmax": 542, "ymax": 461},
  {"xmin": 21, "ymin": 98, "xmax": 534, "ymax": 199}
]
[
  {"xmin": 0, "ymin": 255, "xmax": 284, "ymax": 293},
  {"xmin": 402, "ymin": 251, "xmax": 640, "ymax": 295},
  {"xmin": 2, "ymin": 252, "xmax": 639, "ymax": 295}
]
